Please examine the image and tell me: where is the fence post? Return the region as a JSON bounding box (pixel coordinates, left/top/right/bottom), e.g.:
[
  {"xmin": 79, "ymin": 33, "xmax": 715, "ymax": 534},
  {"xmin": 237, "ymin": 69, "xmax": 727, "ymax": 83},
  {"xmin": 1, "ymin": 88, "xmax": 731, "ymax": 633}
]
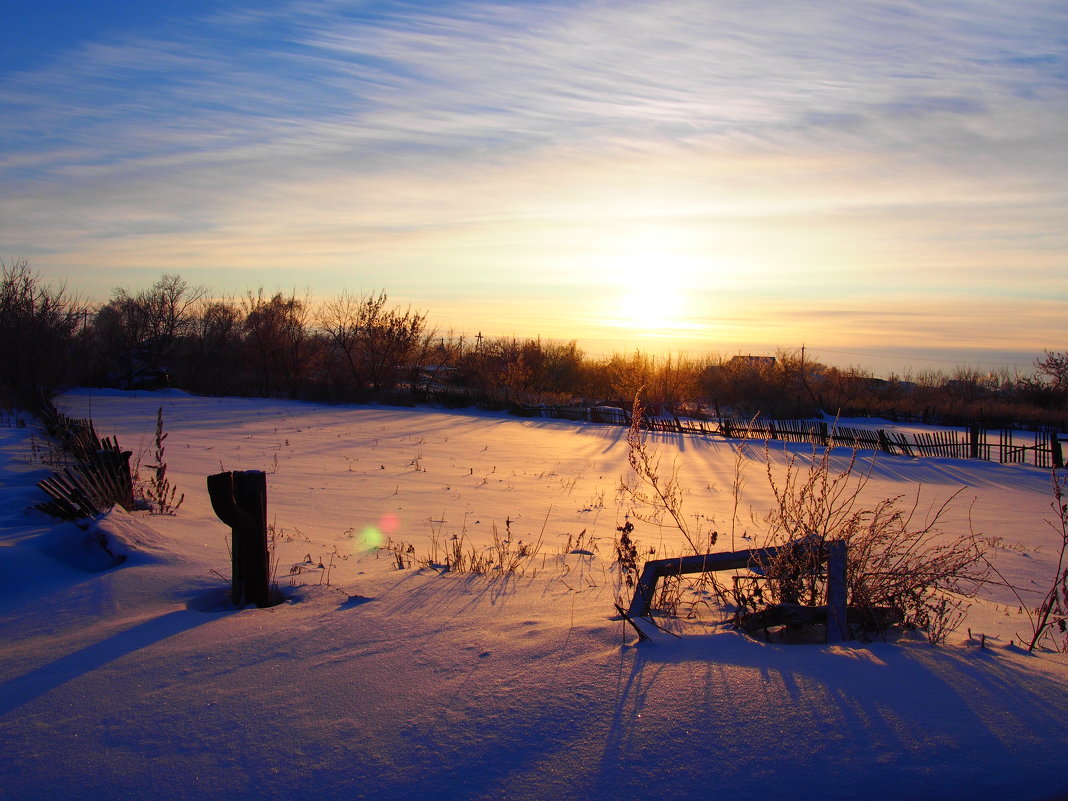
[
  {"xmin": 207, "ymin": 470, "xmax": 272, "ymax": 608},
  {"xmin": 825, "ymin": 540, "xmax": 849, "ymax": 642},
  {"xmin": 1052, "ymin": 433, "xmax": 1064, "ymax": 470},
  {"xmin": 877, "ymin": 429, "xmax": 893, "ymax": 454},
  {"xmin": 969, "ymin": 423, "xmax": 981, "ymax": 459}
]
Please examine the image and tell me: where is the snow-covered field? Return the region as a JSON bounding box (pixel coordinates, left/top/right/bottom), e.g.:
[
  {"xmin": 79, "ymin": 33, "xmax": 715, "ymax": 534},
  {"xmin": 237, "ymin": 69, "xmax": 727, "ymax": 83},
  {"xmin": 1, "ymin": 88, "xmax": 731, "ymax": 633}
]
[{"xmin": 1, "ymin": 389, "xmax": 1066, "ymax": 801}]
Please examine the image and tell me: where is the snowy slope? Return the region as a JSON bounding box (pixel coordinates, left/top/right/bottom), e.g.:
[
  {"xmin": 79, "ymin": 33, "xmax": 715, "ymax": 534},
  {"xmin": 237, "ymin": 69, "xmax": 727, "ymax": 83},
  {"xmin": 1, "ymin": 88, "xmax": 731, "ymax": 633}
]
[{"xmin": 0, "ymin": 390, "xmax": 1065, "ymax": 801}]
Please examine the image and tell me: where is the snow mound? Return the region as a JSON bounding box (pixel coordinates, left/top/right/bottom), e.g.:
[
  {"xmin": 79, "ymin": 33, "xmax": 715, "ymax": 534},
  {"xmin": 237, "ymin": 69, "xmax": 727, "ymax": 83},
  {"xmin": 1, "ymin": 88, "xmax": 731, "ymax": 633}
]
[
  {"xmin": 86, "ymin": 506, "xmax": 172, "ymax": 566},
  {"xmin": 31, "ymin": 507, "xmax": 170, "ymax": 573}
]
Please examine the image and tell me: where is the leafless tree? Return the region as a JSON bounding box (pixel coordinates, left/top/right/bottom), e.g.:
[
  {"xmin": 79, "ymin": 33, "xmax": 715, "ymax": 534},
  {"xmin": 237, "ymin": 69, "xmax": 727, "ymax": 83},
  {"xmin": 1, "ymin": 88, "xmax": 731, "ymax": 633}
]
[
  {"xmin": 93, "ymin": 274, "xmax": 206, "ymax": 388},
  {"xmin": 1035, "ymin": 351, "xmax": 1068, "ymax": 394},
  {"xmin": 318, "ymin": 291, "xmax": 426, "ymax": 397},
  {"xmin": 0, "ymin": 258, "xmax": 88, "ymax": 408},
  {"xmin": 243, "ymin": 289, "xmax": 314, "ymax": 398}
]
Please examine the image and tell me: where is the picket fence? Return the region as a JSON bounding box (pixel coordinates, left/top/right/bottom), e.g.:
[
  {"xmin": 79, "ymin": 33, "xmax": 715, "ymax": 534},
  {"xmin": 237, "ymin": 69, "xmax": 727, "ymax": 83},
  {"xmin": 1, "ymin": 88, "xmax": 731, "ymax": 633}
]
[{"xmin": 527, "ymin": 405, "xmax": 1065, "ymax": 470}]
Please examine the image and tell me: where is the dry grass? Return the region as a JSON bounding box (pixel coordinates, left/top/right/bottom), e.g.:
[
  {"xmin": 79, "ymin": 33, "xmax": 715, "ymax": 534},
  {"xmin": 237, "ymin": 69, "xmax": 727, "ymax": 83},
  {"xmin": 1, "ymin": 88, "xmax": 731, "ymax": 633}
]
[{"xmin": 753, "ymin": 443, "xmax": 989, "ymax": 638}]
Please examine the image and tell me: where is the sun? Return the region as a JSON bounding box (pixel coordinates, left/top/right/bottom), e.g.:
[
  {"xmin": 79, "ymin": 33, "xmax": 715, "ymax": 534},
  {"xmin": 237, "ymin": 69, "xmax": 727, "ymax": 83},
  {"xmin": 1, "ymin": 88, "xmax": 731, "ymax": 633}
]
[
  {"xmin": 582, "ymin": 223, "xmax": 713, "ymax": 338},
  {"xmin": 615, "ymin": 282, "xmax": 686, "ymax": 333},
  {"xmin": 603, "ymin": 247, "xmax": 704, "ymax": 336}
]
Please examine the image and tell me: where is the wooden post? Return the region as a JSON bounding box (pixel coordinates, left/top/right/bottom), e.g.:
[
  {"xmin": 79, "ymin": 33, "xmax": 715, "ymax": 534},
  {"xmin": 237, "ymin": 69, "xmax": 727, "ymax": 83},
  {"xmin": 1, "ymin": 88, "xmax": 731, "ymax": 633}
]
[
  {"xmin": 1052, "ymin": 432, "xmax": 1064, "ymax": 470},
  {"xmin": 207, "ymin": 470, "xmax": 271, "ymax": 608},
  {"xmin": 969, "ymin": 423, "xmax": 981, "ymax": 459},
  {"xmin": 825, "ymin": 540, "xmax": 848, "ymax": 642},
  {"xmin": 877, "ymin": 429, "xmax": 893, "ymax": 454}
]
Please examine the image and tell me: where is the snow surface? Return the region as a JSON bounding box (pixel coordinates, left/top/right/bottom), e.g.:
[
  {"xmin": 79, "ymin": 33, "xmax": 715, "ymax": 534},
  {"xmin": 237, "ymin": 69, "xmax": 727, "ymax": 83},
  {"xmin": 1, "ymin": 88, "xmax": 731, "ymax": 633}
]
[{"xmin": 1, "ymin": 389, "xmax": 1066, "ymax": 801}]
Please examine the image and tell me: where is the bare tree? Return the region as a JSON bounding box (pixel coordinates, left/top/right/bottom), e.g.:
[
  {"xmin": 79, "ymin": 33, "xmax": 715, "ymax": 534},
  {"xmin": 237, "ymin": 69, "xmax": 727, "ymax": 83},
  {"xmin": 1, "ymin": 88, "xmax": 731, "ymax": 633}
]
[
  {"xmin": 318, "ymin": 291, "xmax": 426, "ymax": 398},
  {"xmin": 1035, "ymin": 351, "xmax": 1068, "ymax": 394},
  {"xmin": 318, "ymin": 292, "xmax": 368, "ymax": 394},
  {"xmin": 361, "ymin": 293, "xmax": 426, "ymax": 394},
  {"xmin": 0, "ymin": 258, "xmax": 88, "ymax": 408},
  {"xmin": 243, "ymin": 290, "xmax": 314, "ymax": 398},
  {"xmin": 93, "ymin": 274, "xmax": 206, "ymax": 388},
  {"xmin": 177, "ymin": 297, "xmax": 243, "ymax": 394}
]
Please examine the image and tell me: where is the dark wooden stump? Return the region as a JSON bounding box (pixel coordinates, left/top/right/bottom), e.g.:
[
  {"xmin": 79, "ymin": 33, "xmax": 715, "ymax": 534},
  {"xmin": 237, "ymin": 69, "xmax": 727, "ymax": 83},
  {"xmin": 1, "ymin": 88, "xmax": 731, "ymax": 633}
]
[{"xmin": 207, "ymin": 470, "xmax": 271, "ymax": 608}]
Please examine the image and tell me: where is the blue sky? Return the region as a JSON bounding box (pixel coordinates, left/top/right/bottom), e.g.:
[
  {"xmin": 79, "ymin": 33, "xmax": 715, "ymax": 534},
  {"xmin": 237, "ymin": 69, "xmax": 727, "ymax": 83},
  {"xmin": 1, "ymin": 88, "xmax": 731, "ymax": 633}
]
[{"xmin": 2, "ymin": 0, "xmax": 1066, "ymax": 375}]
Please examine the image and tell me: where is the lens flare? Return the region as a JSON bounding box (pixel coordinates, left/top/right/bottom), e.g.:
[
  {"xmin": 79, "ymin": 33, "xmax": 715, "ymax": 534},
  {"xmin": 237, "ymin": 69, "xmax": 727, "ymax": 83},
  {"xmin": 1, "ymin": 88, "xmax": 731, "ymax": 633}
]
[
  {"xmin": 357, "ymin": 513, "xmax": 402, "ymax": 551},
  {"xmin": 361, "ymin": 525, "xmax": 383, "ymax": 550}
]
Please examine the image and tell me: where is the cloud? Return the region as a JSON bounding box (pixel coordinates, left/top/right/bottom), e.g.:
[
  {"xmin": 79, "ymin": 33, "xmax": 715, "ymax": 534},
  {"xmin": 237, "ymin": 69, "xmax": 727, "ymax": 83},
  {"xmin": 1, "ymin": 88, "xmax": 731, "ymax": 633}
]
[{"xmin": 0, "ymin": 0, "xmax": 1064, "ymax": 369}]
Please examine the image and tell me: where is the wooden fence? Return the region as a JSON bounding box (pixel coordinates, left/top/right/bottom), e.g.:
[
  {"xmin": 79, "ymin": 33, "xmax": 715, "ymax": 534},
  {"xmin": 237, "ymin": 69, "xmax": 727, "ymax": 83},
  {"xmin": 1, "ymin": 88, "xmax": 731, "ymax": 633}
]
[
  {"xmin": 711, "ymin": 417, "xmax": 1062, "ymax": 469},
  {"xmin": 35, "ymin": 405, "xmax": 135, "ymax": 520},
  {"xmin": 525, "ymin": 404, "xmax": 1065, "ymax": 469},
  {"xmin": 415, "ymin": 389, "xmax": 1064, "ymax": 469}
]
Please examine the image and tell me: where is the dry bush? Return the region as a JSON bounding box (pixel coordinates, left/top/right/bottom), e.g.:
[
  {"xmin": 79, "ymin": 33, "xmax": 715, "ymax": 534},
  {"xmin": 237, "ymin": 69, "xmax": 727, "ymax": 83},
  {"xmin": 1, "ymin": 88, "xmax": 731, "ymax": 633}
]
[
  {"xmin": 620, "ymin": 392, "xmax": 718, "ymax": 554},
  {"xmin": 756, "ymin": 443, "xmax": 989, "ymax": 637},
  {"xmin": 918, "ymin": 596, "xmax": 970, "ymax": 645},
  {"xmin": 618, "ymin": 395, "xmax": 734, "ymax": 618},
  {"xmin": 613, "ymin": 518, "xmax": 640, "ymax": 606},
  {"xmin": 618, "ymin": 391, "xmax": 988, "ymax": 639},
  {"xmin": 1025, "ymin": 473, "xmax": 1068, "ymax": 651},
  {"xmin": 990, "ymin": 472, "xmax": 1068, "ymax": 652},
  {"xmin": 380, "ymin": 537, "xmax": 416, "ymax": 570}
]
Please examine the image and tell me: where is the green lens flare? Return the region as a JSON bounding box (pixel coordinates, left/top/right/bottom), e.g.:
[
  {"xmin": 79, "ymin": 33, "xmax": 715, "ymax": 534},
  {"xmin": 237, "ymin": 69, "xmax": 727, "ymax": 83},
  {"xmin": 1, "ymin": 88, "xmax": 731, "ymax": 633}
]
[{"xmin": 361, "ymin": 525, "xmax": 383, "ymax": 550}]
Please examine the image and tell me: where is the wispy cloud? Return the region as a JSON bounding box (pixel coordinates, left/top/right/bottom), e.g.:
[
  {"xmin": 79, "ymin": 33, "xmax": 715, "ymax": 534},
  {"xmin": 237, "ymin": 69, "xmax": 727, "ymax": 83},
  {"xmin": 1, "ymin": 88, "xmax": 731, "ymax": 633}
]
[{"xmin": 0, "ymin": 0, "xmax": 1064, "ymax": 369}]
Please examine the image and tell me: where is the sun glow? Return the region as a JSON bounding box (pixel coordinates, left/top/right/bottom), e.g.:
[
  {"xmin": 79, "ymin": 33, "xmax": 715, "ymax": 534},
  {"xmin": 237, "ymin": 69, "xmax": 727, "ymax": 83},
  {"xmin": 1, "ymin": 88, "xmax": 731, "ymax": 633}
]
[
  {"xmin": 594, "ymin": 228, "xmax": 709, "ymax": 337},
  {"xmin": 615, "ymin": 282, "xmax": 686, "ymax": 333}
]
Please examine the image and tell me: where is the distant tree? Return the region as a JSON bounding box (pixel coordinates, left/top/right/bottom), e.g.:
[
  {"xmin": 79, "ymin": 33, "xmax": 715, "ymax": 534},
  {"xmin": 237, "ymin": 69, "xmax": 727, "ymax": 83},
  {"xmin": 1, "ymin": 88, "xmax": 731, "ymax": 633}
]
[
  {"xmin": 318, "ymin": 291, "xmax": 426, "ymax": 397},
  {"xmin": 647, "ymin": 354, "xmax": 702, "ymax": 417},
  {"xmin": 92, "ymin": 296, "xmax": 149, "ymax": 387},
  {"xmin": 455, "ymin": 339, "xmax": 501, "ymax": 402},
  {"xmin": 92, "ymin": 274, "xmax": 206, "ymax": 388},
  {"xmin": 176, "ymin": 298, "xmax": 244, "ymax": 394},
  {"xmin": 1014, "ymin": 351, "xmax": 1068, "ymax": 411},
  {"xmin": 944, "ymin": 366, "xmax": 994, "ymax": 404},
  {"xmin": 360, "ymin": 294, "xmax": 426, "ymax": 394},
  {"xmin": 498, "ymin": 338, "xmax": 533, "ymax": 404},
  {"xmin": 538, "ymin": 339, "xmax": 586, "ymax": 397},
  {"xmin": 243, "ymin": 290, "xmax": 314, "ymax": 398},
  {"xmin": 411, "ymin": 331, "xmax": 464, "ymax": 397},
  {"xmin": 1035, "ymin": 351, "xmax": 1068, "ymax": 394},
  {"xmin": 0, "ymin": 258, "xmax": 88, "ymax": 409},
  {"xmin": 139, "ymin": 273, "xmax": 206, "ymax": 346},
  {"xmin": 600, "ymin": 351, "xmax": 654, "ymax": 405},
  {"xmin": 701, "ymin": 354, "xmax": 778, "ymax": 417},
  {"xmin": 318, "ymin": 292, "xmax": 367, "ymax": 394}
]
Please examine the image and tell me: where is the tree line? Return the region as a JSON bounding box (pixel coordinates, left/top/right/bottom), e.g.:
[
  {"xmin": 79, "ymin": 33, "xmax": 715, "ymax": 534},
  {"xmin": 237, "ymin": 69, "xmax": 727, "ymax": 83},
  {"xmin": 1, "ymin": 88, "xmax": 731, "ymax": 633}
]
[{"xmin": 2, "ymin": 259, "xmax": 1066, "ymax": 428}]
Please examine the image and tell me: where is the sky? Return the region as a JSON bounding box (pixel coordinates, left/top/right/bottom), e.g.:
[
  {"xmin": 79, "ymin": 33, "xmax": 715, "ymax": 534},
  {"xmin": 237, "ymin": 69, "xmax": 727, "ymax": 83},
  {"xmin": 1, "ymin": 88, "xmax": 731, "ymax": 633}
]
[{"xmin": 1, "ymin": 0, "xmax": 1066, "ymax": 376}]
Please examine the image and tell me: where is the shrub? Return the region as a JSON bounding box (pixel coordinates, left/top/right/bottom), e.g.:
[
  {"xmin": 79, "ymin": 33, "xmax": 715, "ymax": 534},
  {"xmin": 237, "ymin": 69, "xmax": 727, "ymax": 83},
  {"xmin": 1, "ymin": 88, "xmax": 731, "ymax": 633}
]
[
  {"xmin": 1005, "ymin": 471, "xmax": 1068, "ymax": 652},
  {"xmin": 756, "ymin": 443, "xmax": 989, "ymax": 637},
  {"xmin": 141, "ymin": 406, "xmax": 184, "ymax": 515},
  {"xmin": 620, "ymin": 392, "xmax": 717, "ymax": 554}
]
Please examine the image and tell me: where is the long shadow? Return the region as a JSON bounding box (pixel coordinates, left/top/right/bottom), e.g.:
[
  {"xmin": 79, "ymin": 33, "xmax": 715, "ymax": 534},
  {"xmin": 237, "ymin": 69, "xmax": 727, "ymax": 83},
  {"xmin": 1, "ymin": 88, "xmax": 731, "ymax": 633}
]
[
  {"xmin": 594, "ymin": 631, "xmax": 1068, "ymax": 799},
  {"xmin": 0, "ymin": 607, "xmax": 216, "ymax": 717}
]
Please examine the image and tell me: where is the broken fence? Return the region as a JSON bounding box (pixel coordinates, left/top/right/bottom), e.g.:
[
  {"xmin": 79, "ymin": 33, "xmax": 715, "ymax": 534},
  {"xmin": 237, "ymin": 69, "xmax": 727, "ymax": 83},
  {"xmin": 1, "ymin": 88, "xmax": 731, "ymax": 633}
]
[{"xmin": 527, "ymin": 406, "xmax": 1065, "ymax": 469}]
